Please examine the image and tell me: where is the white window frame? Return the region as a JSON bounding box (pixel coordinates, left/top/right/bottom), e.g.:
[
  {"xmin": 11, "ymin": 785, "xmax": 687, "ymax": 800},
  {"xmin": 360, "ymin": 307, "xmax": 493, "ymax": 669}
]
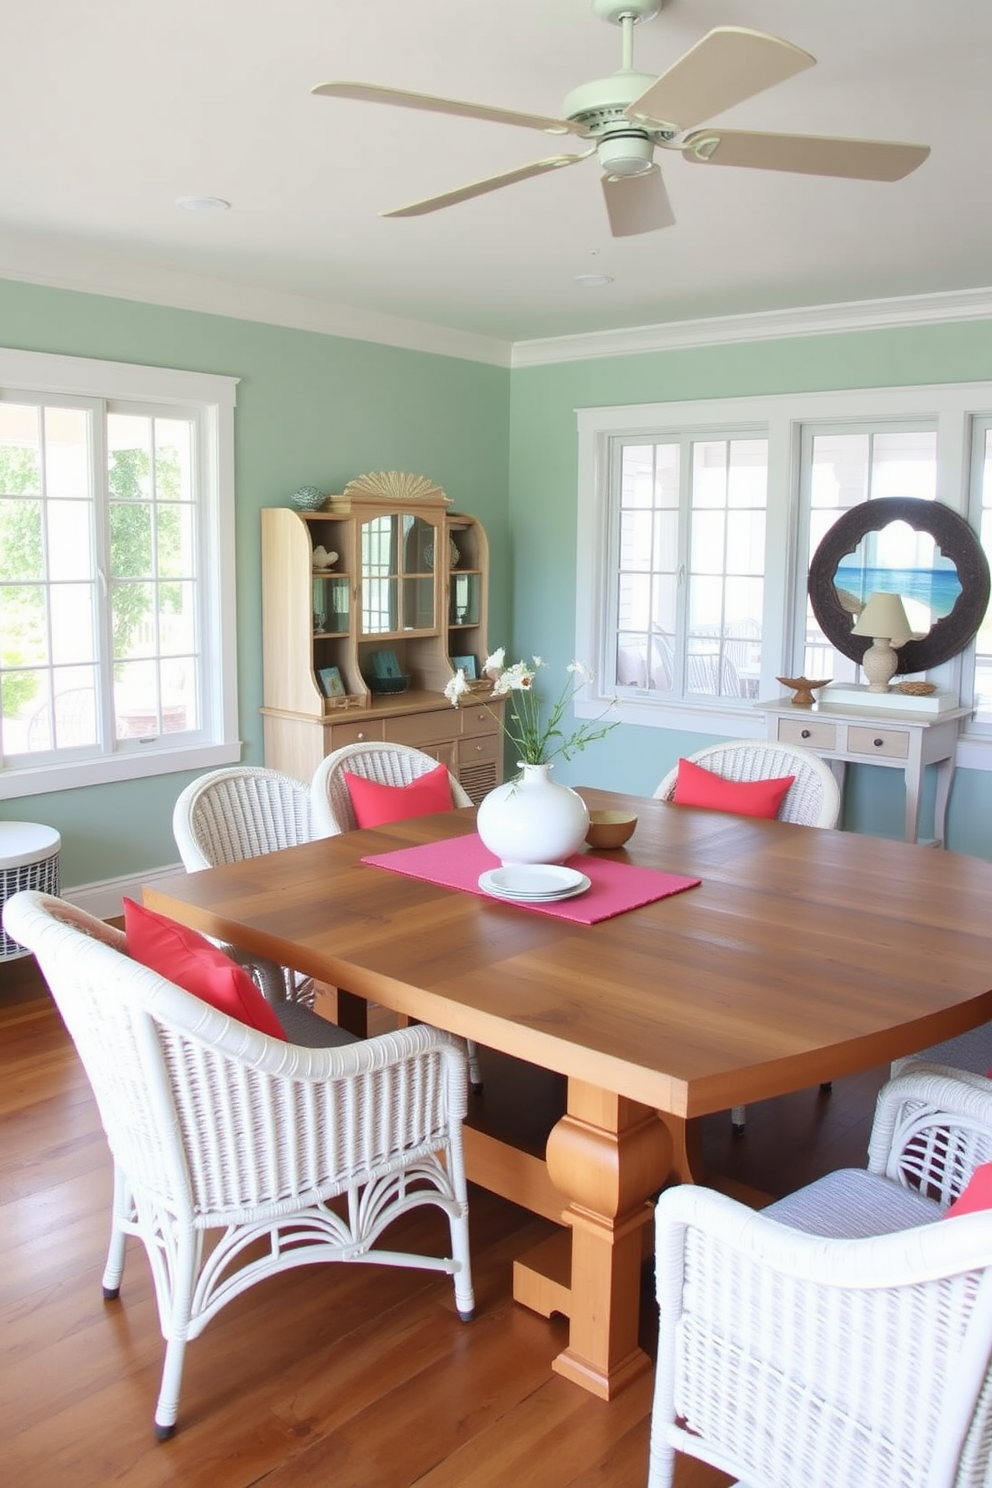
[
  {"xmin": 0, "ymin": 348, "xmax": 241, "ymax": 797},
  {"xmin": 575, "ymin": 382, "xmax": 992, "ymax": 770}
]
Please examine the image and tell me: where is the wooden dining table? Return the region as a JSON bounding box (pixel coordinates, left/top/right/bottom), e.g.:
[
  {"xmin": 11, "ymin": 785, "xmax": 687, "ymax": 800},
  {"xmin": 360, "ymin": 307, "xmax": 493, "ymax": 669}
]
[{"xmin": 144, "ymin": 787, "xmax": 992, "ymax": 1403}]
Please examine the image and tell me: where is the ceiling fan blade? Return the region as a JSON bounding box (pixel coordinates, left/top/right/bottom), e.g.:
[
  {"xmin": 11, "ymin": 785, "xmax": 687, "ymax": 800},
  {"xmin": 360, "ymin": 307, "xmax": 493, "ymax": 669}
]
[
  {"xmin": 382, "ymin": 152, "xmax": 594, "ymax": 218},
  {"xmin": 312, "ymin": 82, "xmax": 584, "ymax": 137},
  {"xmin": 681, "ymin": 129, "xmax": 930, "ymax": 181},
  {"xmin": 602, "ymin": 166, "xmax": 676, "ymax": 237},
  {"xmin": 627, "ymin": 27, "xmax": 815, "ymax": 132}
]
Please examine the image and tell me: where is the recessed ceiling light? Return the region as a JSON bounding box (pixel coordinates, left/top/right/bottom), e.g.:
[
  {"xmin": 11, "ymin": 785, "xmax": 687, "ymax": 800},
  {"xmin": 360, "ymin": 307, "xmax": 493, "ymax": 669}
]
[
  {"xmin": 575, "ymin": 274, "xmax": 614, "ymax": 288},
  {"xmin": 174, "ymin": 195, "xmax": 231, "ymax": 213}
]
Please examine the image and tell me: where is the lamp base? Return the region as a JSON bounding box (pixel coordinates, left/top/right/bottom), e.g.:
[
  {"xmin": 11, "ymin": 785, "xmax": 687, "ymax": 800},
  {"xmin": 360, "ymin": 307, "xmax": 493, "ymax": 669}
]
[{"xmin": 860, "ymin": 638, "xmax": 899, "ymax": 693}]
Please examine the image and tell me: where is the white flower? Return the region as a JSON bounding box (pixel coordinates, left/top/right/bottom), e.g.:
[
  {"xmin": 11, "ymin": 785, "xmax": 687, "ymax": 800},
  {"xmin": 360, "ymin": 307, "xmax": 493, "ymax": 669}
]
[
  {"xmin": 493, "ymin": 660, "xmax": 535, "ymax": 695},
  {"xmin": 467, "ymin": 644, "xmax": 618, "ymax": 766},
  {"xmin": 444, "ymin": 670, "xmax": 470, "ymax": 706}
]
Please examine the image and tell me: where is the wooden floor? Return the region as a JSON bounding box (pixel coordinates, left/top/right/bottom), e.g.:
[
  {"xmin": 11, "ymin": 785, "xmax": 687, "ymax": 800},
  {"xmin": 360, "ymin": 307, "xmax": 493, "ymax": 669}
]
[{"xmin": 0, "ymin": 952, "xmax": 889, "ymax": 1488}]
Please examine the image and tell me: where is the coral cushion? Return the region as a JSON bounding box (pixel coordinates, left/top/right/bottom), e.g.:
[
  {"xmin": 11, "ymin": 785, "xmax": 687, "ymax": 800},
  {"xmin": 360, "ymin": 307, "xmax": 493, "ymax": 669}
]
[
  {"xmin": 944, "ymin": 1161, "xmax": 992, "ymax": 1218},
  {"xmin": 344, "ymin": 762, "xmax": 454, "ymax": 829},
  {"xmin": 122, "ymin": 898, "xmax": 287, "ymax": 1040},
  {"xmin": 673, "ymin": 757, "xmax": 795, "ymax": 820}
]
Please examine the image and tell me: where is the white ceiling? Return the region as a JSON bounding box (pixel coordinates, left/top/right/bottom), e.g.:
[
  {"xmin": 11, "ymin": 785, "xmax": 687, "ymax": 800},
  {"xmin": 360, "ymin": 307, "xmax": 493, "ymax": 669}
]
[{"xmin": 4, "ymin": 0, "xmax": 990, "ymax": 353}]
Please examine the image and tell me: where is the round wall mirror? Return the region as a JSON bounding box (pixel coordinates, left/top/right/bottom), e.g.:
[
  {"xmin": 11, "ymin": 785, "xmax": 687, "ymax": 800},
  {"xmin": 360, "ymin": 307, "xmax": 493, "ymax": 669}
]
[{"xmin": 807, "ymin": 497, "xmax": 990, "ymax": 675}]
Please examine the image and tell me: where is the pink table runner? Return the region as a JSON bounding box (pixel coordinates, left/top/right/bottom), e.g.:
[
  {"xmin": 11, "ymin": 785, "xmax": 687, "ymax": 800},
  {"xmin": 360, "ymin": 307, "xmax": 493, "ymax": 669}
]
[{"xmin": 361, "ymin": 832, "xmax": 700, "ymax": 925}]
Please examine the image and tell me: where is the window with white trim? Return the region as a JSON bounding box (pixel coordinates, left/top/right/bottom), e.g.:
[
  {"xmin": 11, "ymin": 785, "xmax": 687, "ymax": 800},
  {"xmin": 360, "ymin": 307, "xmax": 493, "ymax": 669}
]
[
  {"xmin": 0, "ymin": 350, "xmax": 240, "ymax": 797},
  {"xmin": 614, "ymin": 434, "xmax": 768, "ymax": 705},
  {"xmin": 971, "ymin": 418, "xmax": 992, "ymax": 720},
  {"xmin": 575, "ymin": 384, "xmax": 992, "ymax": 751}
]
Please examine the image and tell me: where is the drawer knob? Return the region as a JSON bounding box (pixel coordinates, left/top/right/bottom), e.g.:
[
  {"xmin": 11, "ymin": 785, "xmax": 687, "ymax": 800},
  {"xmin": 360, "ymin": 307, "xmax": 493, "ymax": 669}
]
[
  {"xmin": 873, "ymin": 737, "xmax": 884, "ymax": 748},
  {"xmin": 801, "ymin": 728, "xmax": 811, "ymax": 739},
  {"xmin": 356, "ymin": 731, "xmax": 366, "ymax": 741}
]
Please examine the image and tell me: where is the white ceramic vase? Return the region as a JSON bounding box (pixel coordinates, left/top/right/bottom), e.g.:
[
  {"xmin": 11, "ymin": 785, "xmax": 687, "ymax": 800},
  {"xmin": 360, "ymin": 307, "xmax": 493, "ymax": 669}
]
[{"xmin": 476, "ymin": 762, "xmax": 590, "ymax": 866}]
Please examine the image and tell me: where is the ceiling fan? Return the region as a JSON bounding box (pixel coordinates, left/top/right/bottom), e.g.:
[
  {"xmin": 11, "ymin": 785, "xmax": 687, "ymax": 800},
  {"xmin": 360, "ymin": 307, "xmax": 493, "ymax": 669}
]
[{"xmin": 313, "ymin": 0, "xmax": 930, "ymax": 238}]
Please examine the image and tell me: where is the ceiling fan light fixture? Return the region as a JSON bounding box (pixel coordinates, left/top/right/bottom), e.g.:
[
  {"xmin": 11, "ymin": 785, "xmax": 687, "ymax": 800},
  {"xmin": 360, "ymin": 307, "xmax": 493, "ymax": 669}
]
[{"xmin": 597, "ymin": 131, "xmax": 654, "ymax": 177}]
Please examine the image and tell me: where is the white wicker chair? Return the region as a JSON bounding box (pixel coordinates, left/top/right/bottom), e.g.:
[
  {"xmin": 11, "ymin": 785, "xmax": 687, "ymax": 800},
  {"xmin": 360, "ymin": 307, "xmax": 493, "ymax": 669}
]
[
  {"xmin": 311, "ymin": 742, "xmax": 483, "ymax": 1090},
  {"xmin": 173, "ymin": 765, "xmax": 316, "ymax": 1008},
  {"xmin": 2, "ymin": 890, "xmax": 474, "ymax": 1440},
  {"xmin": 310, "ymin": 741, "xmax": 472, "ymax": 836},
  {"xmin": 649, "ymin": 1067, "xmax": 992, "ymax": 1488},
  {"xmin": 655, "ymin": 739, "xmax": 842, "ymax": 1134},
  {"xmin": 653, "ymin": 738, "xmax": 842, "ymax": 829}
]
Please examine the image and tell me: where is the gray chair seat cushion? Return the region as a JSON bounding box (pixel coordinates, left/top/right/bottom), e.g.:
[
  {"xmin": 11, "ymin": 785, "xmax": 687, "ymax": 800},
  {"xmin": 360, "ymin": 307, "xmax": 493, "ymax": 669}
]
[
  {"xmin": 273, "ymin": 999, "xmax": 361, "ymax": 1049},
  {"xmin": 763, "ymin": 1167, "xmax": 944, "ymax": 1238}
]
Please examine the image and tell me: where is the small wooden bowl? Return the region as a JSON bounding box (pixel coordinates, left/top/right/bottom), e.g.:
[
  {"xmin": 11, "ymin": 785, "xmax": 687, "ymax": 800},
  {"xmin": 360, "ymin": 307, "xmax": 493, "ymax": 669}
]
[{"xmin": 585, "ymin": 810, "xmax": 637, "ymax": 850}]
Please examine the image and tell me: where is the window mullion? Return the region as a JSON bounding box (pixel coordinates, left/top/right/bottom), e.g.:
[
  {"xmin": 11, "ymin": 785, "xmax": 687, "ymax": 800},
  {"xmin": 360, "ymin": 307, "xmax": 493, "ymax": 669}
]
[
  {"xmin": 672, "ymin": 435, "xmax": 693, "ymax": 696},
  {"xmin": 89, "ymin": 403, "xmax": 116, "ymax": 751}
]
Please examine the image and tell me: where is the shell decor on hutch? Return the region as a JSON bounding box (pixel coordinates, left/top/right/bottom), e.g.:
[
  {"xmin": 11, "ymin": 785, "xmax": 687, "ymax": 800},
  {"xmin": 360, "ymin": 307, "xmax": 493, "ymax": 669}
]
[{"xmin": 260, "ymin": 473, "xmax": 504, "ymax": 804}]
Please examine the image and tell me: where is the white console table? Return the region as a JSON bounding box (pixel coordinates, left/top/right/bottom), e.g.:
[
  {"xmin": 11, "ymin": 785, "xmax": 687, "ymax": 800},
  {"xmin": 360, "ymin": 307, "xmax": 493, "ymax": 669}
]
[{"xmin": 754, "ymin": 697, "xmax": 973, "ymax": 847}]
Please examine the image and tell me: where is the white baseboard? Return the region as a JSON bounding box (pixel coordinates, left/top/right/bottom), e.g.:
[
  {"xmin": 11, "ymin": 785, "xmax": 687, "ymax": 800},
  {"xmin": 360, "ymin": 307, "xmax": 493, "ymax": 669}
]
[{"xmin": 62, "ymin": 863, "xmax": 186, "ymax": 921}]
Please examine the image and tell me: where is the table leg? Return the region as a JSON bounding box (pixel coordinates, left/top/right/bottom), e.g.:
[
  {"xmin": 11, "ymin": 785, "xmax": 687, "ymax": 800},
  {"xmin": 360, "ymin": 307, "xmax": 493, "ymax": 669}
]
[
  {"xmin": 513, "ymin": 1079, "xmax": 682, "ymax": 1399},
  {"xmin": 313, "ymin": 984, "xmax": 368, "ymax": 1038},
  {"xmin": 932, "ymin": 757, "xmax": 955, "ymax": 849},
  {"xmin": 904, "ymin": 763, "xmax": 922, "ymax": 845}
]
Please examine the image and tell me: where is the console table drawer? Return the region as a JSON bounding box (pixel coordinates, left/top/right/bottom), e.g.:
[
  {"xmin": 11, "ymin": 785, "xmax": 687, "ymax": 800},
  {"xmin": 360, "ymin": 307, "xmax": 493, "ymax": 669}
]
[
  {"xmin": 777, "ymin": 717, "xmax": 837, "ymax": 751},
  {"xmin": 848, "ymin": 726, "xmax": 910, "ymax": 760}
]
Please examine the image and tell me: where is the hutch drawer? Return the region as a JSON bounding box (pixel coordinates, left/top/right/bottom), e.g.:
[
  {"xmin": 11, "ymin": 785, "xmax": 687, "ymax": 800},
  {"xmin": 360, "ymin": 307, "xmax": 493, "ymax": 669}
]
[
  {"xmin": 388, "ymin": 711, "xmax": 459, "ymax": 747},
  {"xmin": 460, "ymin": 704, "xmax": 499, "ymax": 737},
  {"xmin": 327, "ymin": 718, "xmax": 386, "ymax": 748}
]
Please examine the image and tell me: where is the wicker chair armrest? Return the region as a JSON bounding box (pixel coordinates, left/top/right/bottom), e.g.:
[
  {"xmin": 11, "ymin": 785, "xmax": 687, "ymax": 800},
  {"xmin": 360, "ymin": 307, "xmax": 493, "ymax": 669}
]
[
  {"xmin": 655, "ymin": 1181, "xmax": 992, "ymax": 1291},
  {"xmin": 12, "ymin": 893, "xmax": 128, "ymax": 955},
  {"xmin": 141, "ymin": 966, "xmax": 466, "ymax": 1085}
]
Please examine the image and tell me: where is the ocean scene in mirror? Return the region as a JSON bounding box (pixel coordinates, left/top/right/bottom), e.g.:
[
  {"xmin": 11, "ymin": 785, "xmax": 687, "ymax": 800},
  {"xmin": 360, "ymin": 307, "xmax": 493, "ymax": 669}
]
[
  {"xmin": 835, "ymin": 564, "xmax": 962, "ymax": 619},
  {"xmin": 834, "ymin": 520, "xmax": 962, "ymax": 633}
]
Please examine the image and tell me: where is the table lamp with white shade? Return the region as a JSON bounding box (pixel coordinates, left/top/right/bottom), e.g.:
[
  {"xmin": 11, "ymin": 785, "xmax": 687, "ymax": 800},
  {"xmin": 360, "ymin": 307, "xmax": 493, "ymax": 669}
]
[{"xmin": 851, "ymin": 591, "xmax": 913, "ymax": 692}]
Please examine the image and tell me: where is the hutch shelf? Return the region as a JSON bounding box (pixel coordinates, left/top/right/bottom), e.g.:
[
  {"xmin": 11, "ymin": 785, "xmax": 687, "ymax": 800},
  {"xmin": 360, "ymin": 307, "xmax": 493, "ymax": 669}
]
[{"xmin": 260, "ymin": 480, "xmax": 504, "ymax": 803}]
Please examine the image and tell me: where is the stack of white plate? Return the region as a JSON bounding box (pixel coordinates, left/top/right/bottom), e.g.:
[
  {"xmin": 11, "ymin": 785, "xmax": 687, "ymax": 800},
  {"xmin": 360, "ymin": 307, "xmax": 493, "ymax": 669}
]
[{"xmin": 478, "ymin": 864, "xmax": 590, "ymax": 904}]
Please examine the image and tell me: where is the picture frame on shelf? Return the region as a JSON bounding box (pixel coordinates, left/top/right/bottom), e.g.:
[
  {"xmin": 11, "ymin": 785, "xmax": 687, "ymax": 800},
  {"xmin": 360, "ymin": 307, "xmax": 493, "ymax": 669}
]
[
  {"xmin": 451, "ymin": 655, "xmax": 477, "ymax": 679},
  {"xmin": 318, "ymin": 665, "xmax": 346, "ymax": 699},
  {"xmin": 369, "ymin": 649, "xmax": 403, "ymax": 680}
]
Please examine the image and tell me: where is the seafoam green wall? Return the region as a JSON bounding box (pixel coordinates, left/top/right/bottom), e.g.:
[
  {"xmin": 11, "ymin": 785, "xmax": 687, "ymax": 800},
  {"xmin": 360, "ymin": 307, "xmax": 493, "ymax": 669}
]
[
  {"xmin": 0, "ymin": 278, "xmax": 511, "ymax": 887},
  {"xmin": 507, "ymin": 319, "xmax": 992, "ymax": 858}
]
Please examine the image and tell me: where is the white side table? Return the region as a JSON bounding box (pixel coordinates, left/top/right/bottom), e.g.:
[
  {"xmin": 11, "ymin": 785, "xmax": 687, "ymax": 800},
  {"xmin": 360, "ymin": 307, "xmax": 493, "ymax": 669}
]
[
  {"xmin": 0, "ymin": 822, "xmax": 61, "ymax": 960},
  {"xmin": 754, "ymin": 698, "xmax": 973, "ymax": 847}
]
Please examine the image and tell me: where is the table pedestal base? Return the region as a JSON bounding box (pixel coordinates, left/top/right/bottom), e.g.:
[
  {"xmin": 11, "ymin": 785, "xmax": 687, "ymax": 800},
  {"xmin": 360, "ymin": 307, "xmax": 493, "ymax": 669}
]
[{"xmin": 509, "ymin": 1080, "xmax": 689, "ymax": 1399}]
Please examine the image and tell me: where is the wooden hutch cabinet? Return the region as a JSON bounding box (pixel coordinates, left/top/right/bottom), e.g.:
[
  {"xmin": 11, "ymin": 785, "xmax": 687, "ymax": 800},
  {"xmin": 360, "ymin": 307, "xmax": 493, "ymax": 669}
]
[{"xmin": 260, "ymin": 472, "xmax": 504, "ymax": 803}]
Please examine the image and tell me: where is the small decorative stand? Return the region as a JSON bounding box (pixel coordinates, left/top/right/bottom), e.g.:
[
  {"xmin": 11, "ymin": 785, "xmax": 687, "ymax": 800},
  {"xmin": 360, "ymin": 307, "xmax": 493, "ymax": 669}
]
[
  {"xmin": 0, "ymin": 822, "xmax": 61, "ymax": 960},
  {"xmin": 776, "ymin": 676, "xmax": 832, "ymax": 708}
]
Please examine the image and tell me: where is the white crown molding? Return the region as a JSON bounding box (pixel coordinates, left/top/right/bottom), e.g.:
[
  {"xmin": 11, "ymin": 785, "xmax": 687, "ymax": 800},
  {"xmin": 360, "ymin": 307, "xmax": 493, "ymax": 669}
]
[
  {"xmin": 4, "ymin": 227, "xmax": 990, "ymax": 371},
  {"xmin": 0, "ymin": 230, "xmax": 512, "ymax": 369},
  {"xmin": 511, "ymin": 286, "xmax": 992, "ymax": 368}
]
